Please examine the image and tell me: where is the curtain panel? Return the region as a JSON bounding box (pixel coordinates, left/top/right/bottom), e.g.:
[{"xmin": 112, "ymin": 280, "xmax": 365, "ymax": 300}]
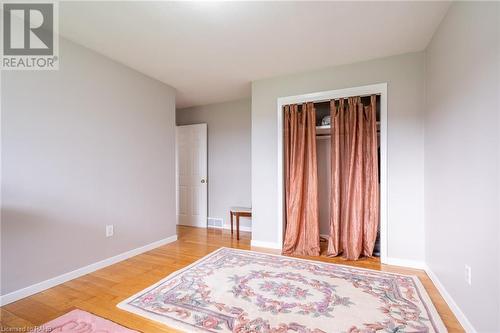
[
  {"xmin": 282, "ymin": 102, "xmax": 320, "ymax": 256},
  {"xmin": 327, "ymin": 95, "xmax": 379, "ymax": 260}
]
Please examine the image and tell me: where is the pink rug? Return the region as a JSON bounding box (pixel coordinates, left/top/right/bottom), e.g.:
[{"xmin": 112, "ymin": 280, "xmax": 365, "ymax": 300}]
[{"xmin": 41, "ymin": 309, "xmax": 138, "ymax": 333}]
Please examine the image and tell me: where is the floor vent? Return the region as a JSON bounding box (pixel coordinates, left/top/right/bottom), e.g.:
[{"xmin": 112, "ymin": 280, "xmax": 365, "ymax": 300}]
[{"xmin": 208, "ymin": 217, "xmax": 224, "ymax": 228}]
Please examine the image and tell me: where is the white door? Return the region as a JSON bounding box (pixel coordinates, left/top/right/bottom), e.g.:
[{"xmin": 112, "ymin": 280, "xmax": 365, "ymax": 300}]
[{"xmin": 176, "ymin": 124, "xmax": 208, "ymax": 227}]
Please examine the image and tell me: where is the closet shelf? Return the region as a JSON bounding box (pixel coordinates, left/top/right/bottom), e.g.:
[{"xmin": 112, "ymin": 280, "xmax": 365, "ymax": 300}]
[
  {"xmin": 316, "ymin": 122, "xmax": 381, "ymax": 137},
  {"xmin": 316, "ymin": 125, "xmax": 330, "ymax": 135}
]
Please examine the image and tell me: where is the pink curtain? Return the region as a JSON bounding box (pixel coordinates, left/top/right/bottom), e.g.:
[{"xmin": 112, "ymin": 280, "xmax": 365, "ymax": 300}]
[
  {"xmin": 327, "ymin": 96, "xmax": 379, "ymax": 260},
  {"xmin": 282, "ymin": 103, "xmax": 320, "ymax": 256}
]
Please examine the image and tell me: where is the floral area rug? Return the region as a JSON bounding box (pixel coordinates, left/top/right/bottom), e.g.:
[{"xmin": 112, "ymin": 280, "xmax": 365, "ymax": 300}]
[{"xmin": 117, "ymin": 247, "xmax": 447, "ymax": 332}]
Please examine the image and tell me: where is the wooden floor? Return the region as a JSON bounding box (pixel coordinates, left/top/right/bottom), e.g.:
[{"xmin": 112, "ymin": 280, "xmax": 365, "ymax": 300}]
[{"xmin": 1, "ymin": 226, "xmax": 463, "ymax": 332}]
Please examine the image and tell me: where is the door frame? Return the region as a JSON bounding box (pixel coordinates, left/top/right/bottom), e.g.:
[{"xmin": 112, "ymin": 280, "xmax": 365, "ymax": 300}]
[
  {"xmin": 276, "ymin": 83, "xmax": 388, "ymax": 263},
  {"xmin": 175, "ymin": 123, "xmax": 208, "ymax": 228}
]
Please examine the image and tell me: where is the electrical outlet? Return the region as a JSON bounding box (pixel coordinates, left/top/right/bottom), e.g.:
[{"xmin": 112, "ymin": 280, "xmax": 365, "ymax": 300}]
[
  {"xmin": 465, "ymin": 265, "xmax": 472, "ymax": 286},
  {"xmin": 106, "ymin": 225, "xmax": 114, "ymax": 238}
]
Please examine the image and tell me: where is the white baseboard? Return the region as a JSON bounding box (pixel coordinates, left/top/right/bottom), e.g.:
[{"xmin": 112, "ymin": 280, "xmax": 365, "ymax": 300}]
[
  {"xmin": 209, "ymin": 224, "xmax": 252, "ymax": 232},
  {"xmin": 384, "ymin": 257, "xmax": 426, "ymax": 270},
  {"xmin": 178, "ymin": 223, "xmax": 207, "ymax": 228},
  {"xmin": 424, "ymin": 266, "xmax": 477, "ymax": 333},
  {"xmin": 251, "ymin": 239, "xmax": 282, "ymax": 250},
  {"xmin": 0, "ymin": 234, "xmax": 178, "ymax": 306}
]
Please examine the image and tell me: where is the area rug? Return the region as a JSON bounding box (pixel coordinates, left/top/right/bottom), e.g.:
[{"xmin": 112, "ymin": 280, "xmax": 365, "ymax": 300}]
[
  {"xmin": 117, "ymin": 248, "xmax": 447, "ymax": 333},
  {"xmin": 40, "ymin": 309, "xmax": 138, "ymax": 333}
]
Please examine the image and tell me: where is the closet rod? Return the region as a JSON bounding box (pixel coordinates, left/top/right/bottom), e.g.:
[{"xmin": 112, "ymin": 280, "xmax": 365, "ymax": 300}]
[{"xmin": 292, "ymin": 93, "xmax": 381, "ymax": 105}]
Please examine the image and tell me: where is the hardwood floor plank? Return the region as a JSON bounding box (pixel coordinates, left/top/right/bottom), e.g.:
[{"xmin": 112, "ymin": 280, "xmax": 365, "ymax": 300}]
[
  {"xmin": 0, "ymin": 226, "xmax": 463, "ymax": 332},
  {"xmin": 0, "ymin": 309, "xmax": 35, "ymax": 329}
]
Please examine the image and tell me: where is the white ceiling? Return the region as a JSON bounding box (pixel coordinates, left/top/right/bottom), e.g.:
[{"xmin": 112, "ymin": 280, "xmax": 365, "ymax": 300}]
[{"xmin": 59, "ymin": 1, "xmax": 450, "ymax": 108}]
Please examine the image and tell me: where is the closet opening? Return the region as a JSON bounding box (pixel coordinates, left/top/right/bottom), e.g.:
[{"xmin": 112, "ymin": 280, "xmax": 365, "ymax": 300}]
[{"xmin": 276, "ymin": 83, "xmax": 387, "ymax": 263}]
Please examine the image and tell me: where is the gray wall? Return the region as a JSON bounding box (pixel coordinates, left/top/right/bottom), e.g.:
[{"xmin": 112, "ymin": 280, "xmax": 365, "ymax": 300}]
[
  {"xmin": 176, "ymin": 99, "xmax": 252, "ymax": 229},
  {"xmin": 251, "ymin": 52, "xmax": 426, "ymax": 262},
  {"xmin": 1, "ymin": 38, "xmax": 177, "ymax": 295},
  {"xmin": 425, "ymin": 2, "xmax": 500, "ymax": 331}
]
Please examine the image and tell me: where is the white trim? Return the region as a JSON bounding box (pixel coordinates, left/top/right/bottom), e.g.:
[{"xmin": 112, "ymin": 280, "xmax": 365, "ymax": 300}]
[
  {"xmin": 277, "ymin": 83, "xmax": 388, "ymax": 263},
  {"xmin": 178, "ymin": 221, "xmax": 208, "ymax": 228},
  {"xmin": 384, "ymin": 257, "xmax": 426, "ymax": 270},
  {"xmin": 0, "ymin": 235, "xmax": 178, "ymax": 306},
  {"xmin": 209, "ymin": 224, "xmax": 252, "ymax": 233},
  {"xmin": 250, "ymin": 240, "xmax": 283, "ymax": 250},
  {"xmin": 424, "ymin": 266, "xmax": 477, "ymax": 333},
  {"xmin": 175, "ymin": 126, "xmax": 179, "ymax": 226}
]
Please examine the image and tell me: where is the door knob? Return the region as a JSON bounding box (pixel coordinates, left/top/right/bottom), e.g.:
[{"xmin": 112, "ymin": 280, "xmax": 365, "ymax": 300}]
[{"xmin": 201, "ymin": 179, "xmax": 206, "ymax": 184}]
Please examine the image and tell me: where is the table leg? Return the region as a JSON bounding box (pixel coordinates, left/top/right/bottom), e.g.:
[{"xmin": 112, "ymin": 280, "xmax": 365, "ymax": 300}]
[
  {"xmin": 230, "ymin": 212, "xmax": 233, "ymax": 235},
  {"xmin": 236, "ymin": 214, "xmax": 240, "ymax": 240}
]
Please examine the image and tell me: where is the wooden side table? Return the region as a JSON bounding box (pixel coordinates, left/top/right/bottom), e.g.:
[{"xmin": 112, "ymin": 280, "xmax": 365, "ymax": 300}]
[{"xmin": 229, "ymin": 207, "xmax": 252, "ymax": 240}]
